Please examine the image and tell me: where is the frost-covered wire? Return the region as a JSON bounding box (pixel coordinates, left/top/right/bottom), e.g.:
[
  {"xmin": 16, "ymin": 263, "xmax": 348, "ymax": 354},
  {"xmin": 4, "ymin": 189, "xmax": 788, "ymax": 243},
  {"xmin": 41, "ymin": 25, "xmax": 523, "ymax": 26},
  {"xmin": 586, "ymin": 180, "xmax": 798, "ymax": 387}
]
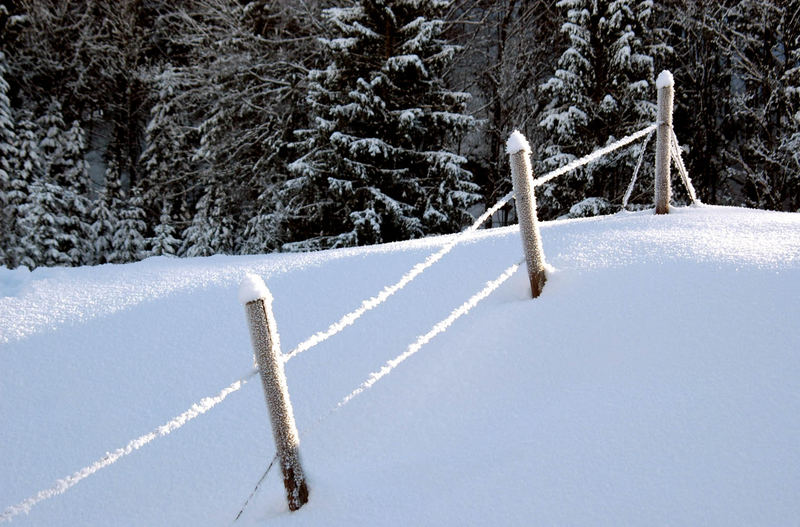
[
  {"xmin": 336, "ymin": 258, "xmax": 523, "ymax": 408},
  {"xmin": 670, "ymin": 129, "xmax": 699, "ymax": 205},
  {"xmin": 0, "ymin": 371, "xmax": 257, "ymax": 524},
  {"xmin": 1, "ymin": 187, "xmax": 518, "ymax": 521},
  {"xmin": 283, "ymin": 190, "xmax": 515, "ymax": 362},
  {"xmin": 282, "ymin": 126, "xmax": 655, "ymax": 363},
  {"xmin": 234, "ymin": 258, "xmax": 523, "ymax": 518},
  {"xmin": 533, "ymin": 124, "xmax": 658, "ymax": 187},
  {"xmin": 622, "ymin": 129, "xmax": 656, "ymax": 209}
]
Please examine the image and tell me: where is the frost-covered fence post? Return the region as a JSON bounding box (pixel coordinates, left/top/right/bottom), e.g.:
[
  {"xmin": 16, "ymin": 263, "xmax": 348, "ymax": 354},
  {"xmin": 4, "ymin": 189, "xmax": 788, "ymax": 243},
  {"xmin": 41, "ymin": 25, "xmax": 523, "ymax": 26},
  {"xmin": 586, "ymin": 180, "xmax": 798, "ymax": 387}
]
[
  {"xmin": 654, "ymin": 70, "xmax": 674, "ymax": 215},
  {"xmin": 239, "ymin": 274, "xmax": 309, "ymax": 512},
  {"xmin": 507, "ymin": 130, "xmax": 547, "ymax": 298}
]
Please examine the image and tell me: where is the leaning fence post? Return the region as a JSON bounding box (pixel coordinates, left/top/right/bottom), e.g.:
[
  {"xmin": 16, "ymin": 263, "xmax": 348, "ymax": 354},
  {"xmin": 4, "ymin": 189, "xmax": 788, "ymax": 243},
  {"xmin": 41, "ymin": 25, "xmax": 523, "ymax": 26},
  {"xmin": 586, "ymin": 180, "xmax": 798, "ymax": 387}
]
[
  {"xmin": 239, "ymin": 274, "xmax": 309, "ymax": 512},
  {"xmin": 507, "ymin": 130, "xmax": 547, "ymax": 298},
  {"xmin": 654, "ymin": 70, "xmax": 674, "ymax": 214}
]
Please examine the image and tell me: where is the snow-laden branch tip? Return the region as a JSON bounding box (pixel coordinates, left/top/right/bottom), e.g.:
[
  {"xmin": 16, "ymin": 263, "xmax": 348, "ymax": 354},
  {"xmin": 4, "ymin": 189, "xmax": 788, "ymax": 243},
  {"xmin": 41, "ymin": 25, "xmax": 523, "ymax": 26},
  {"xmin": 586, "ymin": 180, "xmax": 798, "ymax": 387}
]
[{"xmin": 506, "ymin": 130, "xmax": 531, "ymax": 155}]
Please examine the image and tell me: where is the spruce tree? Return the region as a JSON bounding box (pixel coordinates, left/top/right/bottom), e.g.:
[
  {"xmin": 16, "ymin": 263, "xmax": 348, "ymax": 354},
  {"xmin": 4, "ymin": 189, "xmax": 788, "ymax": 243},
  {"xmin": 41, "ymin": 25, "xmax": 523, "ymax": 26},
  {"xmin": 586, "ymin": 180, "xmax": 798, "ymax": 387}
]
[
  {"xmin": 17, "ymin": 180, "xmax": 73, "ymax": 269},
  {"xmin": 36, "ymin": 101, "xmax": 68, "ymax": 182},
  {"xmin": 59, "ymin": 119, "xmax": 93, "ymax": 265},
  {"xmin": 181, "ymin": 186, "xmax": 237, "ymax": 257},
  {"xmin": 539, "ymin": 0, "xmax": 660, "ymax": 217},
  {"xmin": 150, "ymin": 200, "xmax": 180, "ymax": 257},
  {"xmin": 0, "ymin": 51, "xmax": 17, "ymax": 266},
  {"xmin": 90, "ymin": 162, "xmax": 122, "ymax": 265},
  {"xmin": 724, "ymin": 0, "xmax": 800, "ymax": 211},
  {"xmin": 110, "ymin": 190, "xmax": 148, "ymax": 264},
  {"xmin": 138, "ymin": 64, "xmax": 199, "ymax": 227},
  {"xmin": 286, "ymin": 0, "xmax": 479, "ymax": 250},
  {"xmin": 5, "ymin": 112, "xmax": 42, "ymax": 268}
]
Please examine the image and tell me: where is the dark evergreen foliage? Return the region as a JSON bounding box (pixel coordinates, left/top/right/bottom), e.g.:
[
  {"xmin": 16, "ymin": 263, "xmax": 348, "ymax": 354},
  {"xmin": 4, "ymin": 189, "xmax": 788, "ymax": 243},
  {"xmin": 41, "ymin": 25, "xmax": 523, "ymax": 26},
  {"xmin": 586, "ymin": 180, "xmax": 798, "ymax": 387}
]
[
  {"xmin": 286, "ymin": 0, "xmax": 479, "ymax": 250},
  {"xmin": 0, "ymin": 0, "xmax": 797, "ymax": 269}
]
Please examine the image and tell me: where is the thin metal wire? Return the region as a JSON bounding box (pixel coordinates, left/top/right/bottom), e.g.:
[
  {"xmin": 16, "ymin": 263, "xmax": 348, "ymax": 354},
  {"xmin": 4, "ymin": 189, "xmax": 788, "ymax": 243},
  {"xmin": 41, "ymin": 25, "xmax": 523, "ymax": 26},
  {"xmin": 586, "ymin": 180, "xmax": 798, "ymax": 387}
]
[
  {"xmin": 233, "ymin": 453, "xmax": 278, "ymax": 523},
  {"xmin": 670, "ymin": 129, "xmax": 699, "ymax": 204},
  {"xmin": 622, "ymin": 129, "xmax": 656, "ymax": 208},
  {"xmin": 533, "ymin": 124, "xmax": 658, "ymax": 187}
]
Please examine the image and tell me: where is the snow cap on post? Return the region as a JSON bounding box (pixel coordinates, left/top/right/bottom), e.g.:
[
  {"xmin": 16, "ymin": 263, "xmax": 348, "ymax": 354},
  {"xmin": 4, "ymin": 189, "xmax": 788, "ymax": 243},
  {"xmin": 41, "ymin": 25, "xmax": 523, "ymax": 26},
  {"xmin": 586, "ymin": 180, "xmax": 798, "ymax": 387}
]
[
  {"xmin": 656, "ymin": 70, "xmax": 674, "ymax": 89},
  {"xmin": 238, "ymin": 273, "xmax": 272, "ymax": 305},
  {"xmin": 506, "ymin": 130, "xmax": 531, "ymax": 155}
]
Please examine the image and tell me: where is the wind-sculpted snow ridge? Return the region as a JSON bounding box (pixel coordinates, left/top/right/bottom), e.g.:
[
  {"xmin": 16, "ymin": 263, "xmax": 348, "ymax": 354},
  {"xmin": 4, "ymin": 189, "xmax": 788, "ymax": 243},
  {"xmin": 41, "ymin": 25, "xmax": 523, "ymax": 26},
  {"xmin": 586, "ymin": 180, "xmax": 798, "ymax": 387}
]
[{"xmin": 0, "ymin": 372, "xmax": 255, "ymax": 523}]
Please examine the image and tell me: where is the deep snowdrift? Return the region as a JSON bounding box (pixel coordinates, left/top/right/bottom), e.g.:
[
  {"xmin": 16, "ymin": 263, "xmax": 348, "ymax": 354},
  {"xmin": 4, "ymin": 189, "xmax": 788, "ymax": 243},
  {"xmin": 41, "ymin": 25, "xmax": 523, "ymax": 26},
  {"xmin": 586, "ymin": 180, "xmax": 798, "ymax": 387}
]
[{"xmin": 2, "ymin": 205, "xmax": 799, "ymax": 526}]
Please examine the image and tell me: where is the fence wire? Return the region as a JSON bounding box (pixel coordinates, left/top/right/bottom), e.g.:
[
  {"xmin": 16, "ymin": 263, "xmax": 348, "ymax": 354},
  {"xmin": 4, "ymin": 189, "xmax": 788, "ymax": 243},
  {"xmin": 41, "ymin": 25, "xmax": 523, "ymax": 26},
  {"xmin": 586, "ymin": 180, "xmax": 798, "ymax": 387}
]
[
  {"xmin": 1, "ymin": 121, "xmax": 664, "ymax": 523},
  {"xmin": 0, "ymin": 372, "xmax": 256, "ymax": 524},
  {"xmin": 671, "ymin": 130, "xmax": 699, "ymax": 204},
  {"xmin": 533, "ymin": 124, "xmax": 658, "ymax": 187}
]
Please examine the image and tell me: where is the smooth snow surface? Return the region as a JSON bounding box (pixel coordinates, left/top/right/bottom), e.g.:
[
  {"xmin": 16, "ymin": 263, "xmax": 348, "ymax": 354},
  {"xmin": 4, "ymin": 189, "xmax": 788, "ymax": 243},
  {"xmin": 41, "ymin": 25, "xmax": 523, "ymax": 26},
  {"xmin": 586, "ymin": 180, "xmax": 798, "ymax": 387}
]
[{"xmin": 2, "ymin": 206, "xmax": 800, "ymax": 526}]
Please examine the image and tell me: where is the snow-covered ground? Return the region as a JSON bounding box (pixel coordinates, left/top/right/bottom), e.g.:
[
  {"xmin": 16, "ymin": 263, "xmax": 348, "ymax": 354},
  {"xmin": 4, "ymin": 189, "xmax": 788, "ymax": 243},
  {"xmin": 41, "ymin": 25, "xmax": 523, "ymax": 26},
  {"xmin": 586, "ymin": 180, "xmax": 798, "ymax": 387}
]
[{"xmin": 2, "ymin": 205, "xmax": 799, "ymax": 526}]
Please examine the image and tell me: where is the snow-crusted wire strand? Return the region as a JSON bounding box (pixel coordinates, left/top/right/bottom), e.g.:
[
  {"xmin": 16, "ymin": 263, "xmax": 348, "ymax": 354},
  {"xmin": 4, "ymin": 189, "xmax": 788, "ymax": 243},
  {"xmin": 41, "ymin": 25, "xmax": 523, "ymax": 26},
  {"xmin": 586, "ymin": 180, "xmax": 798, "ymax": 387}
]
[
  {"xmin": 1, "ymin": 188, "xmax": 519, "ymax": 523},
  {"xmin": 2, "ymin": 123, "xmax": 661, "ymax": 523},
  {"xmin": 532, "ymin": 124, "xmax": 658, "ymax": 187},
  {"xmin": 333, "ymin": 258, "xmax": 522, "ymax": 412},
  {"xmin": 0, "ymin": 371, "xmax": 257, "ymax": 524},
  {"xmin": 282, "ymin": 124, "xmax": 656, "ymax": 363},
  {"xmin": 622, "ymin": 129, "xmax": 656, "ymax": 209},
  {"xmin": 670, "ymin": 129, "xmax": 699, "ymax": 204},
  {"xmin": 282, "ymin": 190, "xmax": 514, "ymax": 362},
  {"xmin": 233, "ymin": 258, "xmax": 523, "ymax": 518}
]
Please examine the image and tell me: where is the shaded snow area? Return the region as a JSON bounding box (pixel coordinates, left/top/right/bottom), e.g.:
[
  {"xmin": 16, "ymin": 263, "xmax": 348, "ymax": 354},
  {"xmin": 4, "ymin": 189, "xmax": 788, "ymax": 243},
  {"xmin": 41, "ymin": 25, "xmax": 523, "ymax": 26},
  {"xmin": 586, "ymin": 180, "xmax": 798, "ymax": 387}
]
[{"xmin": 2, "ymin": 205, "xmax": 800, "ymax": 526}]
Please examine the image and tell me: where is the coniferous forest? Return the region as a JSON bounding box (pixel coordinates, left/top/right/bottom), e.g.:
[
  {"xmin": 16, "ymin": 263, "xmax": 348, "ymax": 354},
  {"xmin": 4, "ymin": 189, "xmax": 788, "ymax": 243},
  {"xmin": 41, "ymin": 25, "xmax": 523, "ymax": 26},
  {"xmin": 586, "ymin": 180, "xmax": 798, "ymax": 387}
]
[{"xmin": 1, "ymin": 0, "xmax": 798, "ymax": 269}]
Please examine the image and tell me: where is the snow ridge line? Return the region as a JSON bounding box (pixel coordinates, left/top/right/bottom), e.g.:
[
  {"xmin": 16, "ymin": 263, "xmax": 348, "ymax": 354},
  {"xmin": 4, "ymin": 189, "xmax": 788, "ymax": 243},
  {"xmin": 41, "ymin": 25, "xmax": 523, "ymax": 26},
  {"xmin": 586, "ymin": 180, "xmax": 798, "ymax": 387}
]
[
  {"xmin": 533, "ymin": 124, "xmax": 658, "ymax": 187},
  {"xmin": 282, "ymin": 190, "xmax": 514, "ymax": 362},
  {"xmin": 0, "ymin": 371, "xmax": 257, "ymax": 524},
  {"xmin": 336, "ymin": 259, "xmax": 522, "ymax": 408}
]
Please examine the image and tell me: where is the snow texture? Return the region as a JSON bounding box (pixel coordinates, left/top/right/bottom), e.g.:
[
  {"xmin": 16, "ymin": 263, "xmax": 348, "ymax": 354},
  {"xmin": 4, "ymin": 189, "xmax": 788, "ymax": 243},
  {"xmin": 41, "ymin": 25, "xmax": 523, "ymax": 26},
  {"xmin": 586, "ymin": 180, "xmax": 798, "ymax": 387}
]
[
  {"xmin": 505, "ymin": 130, "xmax": 531, "ymax": 155},
  {"xmin": 656, "ymin": 69, "xmax": 674, "ymax": 89},
  {"xmin": 239, "ymin": 273, "xmax": 272, "ymax": 305},
  {"xmin": 2, "ymin": 206, "xmax": 800, "ymax": 526}
]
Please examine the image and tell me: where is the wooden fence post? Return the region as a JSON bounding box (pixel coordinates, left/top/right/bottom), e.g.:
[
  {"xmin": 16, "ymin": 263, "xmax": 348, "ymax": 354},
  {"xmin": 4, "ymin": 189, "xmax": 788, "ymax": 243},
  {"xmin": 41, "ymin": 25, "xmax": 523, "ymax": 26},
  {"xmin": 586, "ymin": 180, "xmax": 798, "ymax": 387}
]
[
  {"xmin": 239, "ymin": 274, "xmax": 309, "ymax": 512},
  {"xmin": 654, "ymin": 70, "xmax": 674, "ymax": 214},
  {"xmin": 507, "ymin": 130, "xmax": 547, "ymax": 298}
]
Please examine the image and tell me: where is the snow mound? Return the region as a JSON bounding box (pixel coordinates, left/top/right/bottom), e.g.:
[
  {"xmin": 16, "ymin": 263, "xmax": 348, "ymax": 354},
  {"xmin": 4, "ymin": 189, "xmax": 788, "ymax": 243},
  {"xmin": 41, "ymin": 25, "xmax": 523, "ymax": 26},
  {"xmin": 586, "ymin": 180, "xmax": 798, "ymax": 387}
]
[{"xmin": 2, "ymin": 205, "xmax": 800, "ymax": 526}]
